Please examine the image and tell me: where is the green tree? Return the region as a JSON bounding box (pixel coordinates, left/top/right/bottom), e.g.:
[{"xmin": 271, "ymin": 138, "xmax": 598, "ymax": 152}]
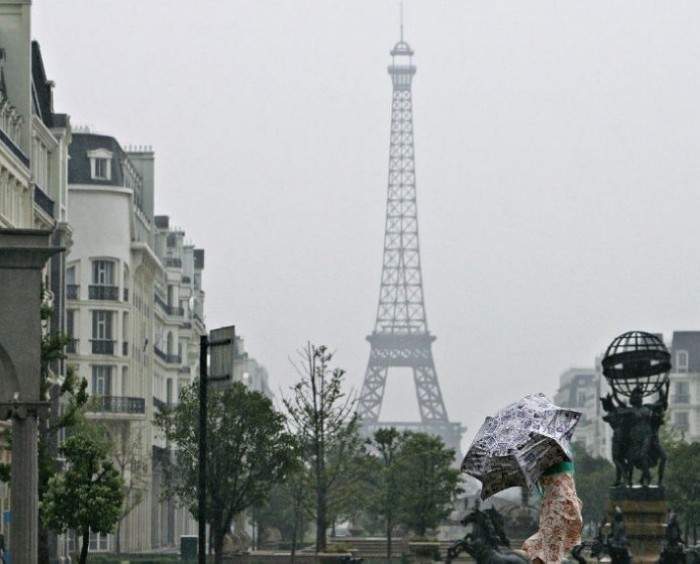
[
  {"xmin": 41, "ymin": 426, "xmax": 123, "ymax": 564},
  {"xmin": 366, "ymin": 427, "xmax": 404, "ymax": 561},
  {"xmin": 571, "ymin": 443, "xmax": 615, "ymax": 529},
  {"xmin": 282, "ymin": 343, "xmax": 362, "ymax": 552},
  {"xmin": 252, "ymin": 481, "xmax": 301, "ymax": 545},
  {"xmin": 393, "ymin": 432, "xmax": 462, "ymax": 537},
  {"xmin": 155, "ymin": 380, "xmax": 298, "ymax": 564},
  {"xmin": 666, "ymin": 440, "xmax": 700, "ymax": 543}
]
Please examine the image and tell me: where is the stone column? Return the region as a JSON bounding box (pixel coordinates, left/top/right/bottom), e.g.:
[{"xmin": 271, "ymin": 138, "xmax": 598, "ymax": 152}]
[{"xmin": 0, "ymin": 229, "xmax": 62, "ymax": 564}]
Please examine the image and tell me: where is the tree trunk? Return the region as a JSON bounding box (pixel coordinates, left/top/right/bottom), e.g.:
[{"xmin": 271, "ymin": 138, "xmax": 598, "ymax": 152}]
[
  {"xmin": 79, "ymin": 528, "xmax": 90, "ymax": 564},
  {"xmin": 116, "ymin": 520, "xmax": 122, "ymax": 553},
  {"xmin": 316, "ymin": 482, "xmax": 327, "ymax": 551},
  {"xmin": 386, "ymin": 516, "xmax": 393, "ymax": 563},
  {"xmin": 213, "ymin": 528, "xmax": 225, "ymax": 564}
]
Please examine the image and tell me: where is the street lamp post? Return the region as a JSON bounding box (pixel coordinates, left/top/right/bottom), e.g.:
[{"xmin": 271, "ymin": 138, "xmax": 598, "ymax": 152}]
[{"xmin": 198, "ymin": 326, "xmax": 235, "ymax": 564}]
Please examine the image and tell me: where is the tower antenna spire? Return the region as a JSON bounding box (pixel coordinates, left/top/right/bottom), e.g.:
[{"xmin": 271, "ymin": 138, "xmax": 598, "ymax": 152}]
[{"xmin": 400, "ymin": 0, "xmax": 404, "ymax": 42}]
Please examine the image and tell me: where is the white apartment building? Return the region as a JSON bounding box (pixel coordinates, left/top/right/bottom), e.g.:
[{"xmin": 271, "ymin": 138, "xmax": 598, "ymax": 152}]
[
  {"xmin": 553, "ymin": 366, "xmax": 611, "ymax": 459},
  {"xmin": 65, "ymin": 132, "xmax": 203, "ymax": 553},
  {"xmin": 667, "ymin": 331, "xmax": 700, "ymax": 443}
]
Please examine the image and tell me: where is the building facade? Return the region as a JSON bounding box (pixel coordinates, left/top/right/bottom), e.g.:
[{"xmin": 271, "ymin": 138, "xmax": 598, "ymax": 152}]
[
  {"xmin": 65, "ymin": 132, "xmax": 203, "ymax": 553},
  {"xmin": 667, "ymin": 331, "xmax": 700, "ymax": 443}
]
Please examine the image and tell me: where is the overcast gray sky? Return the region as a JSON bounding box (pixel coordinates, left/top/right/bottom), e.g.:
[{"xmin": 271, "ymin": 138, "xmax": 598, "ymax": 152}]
[{"xmin": 34, "ymin": 1, "xmax": 700, "ymax": 449}]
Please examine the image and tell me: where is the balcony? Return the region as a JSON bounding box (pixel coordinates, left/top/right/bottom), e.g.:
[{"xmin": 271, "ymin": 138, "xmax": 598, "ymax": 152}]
[
  {"xmin": 66, "ymin": 339, "xmax": 79, "ymax": 354},
  {"xmin": 88, "ymin": 396, "xmax": 146, "ymax": 415},
  {"xmin": 123, "ymin": 288, "xmax": 129, "ymax": 302},
  {"xmin": 164, "ymin": 257, "xmax": 182, "ymax": 268},
  {"xmin": 89, "ymin": 285, "xmax": 119, "ymax": 301},
  {"xmin": 153, "ymin": 346, "xmax": 182, "ymax": 365},
  {"xmin": 34, "ymin": 184, "xmax": 54, "ymax": 217},
  {"xmin": 0, "ymin": 127, "xmax": 29, "ymax": 166},
  {"xmin": 122, "ymin": 341, "xmax": 129, "ymax": 356},
  {"xmin": 153, "ymin": 293, "xmax": 184, "ymax": 317},
  {"xmin": 66, "ymin": 284, "xmax": 80, "ymax": 300},
  {"xmin": 91, "ymin": 339, "xmax": 115, "ymax": 355},
  {"xmin": 153, "ymin": 397, "xmax": 175, "ymax": 411},
  {"xmin": 672, "ymin": 394, "xmax": 691, "ymax": 405}
]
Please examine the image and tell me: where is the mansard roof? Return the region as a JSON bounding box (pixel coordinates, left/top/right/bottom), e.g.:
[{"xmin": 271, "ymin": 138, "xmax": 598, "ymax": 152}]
[
  {"xmin": 68, "ymin": 132, "xmax": 129, "ymax": 186},
  {"xmin": 31, "ymin": 41, "xmax": 56, "ymax": 128},
  {"xmin": 670, "ymin": 331, "xmax": 700, "ymax": 373}
]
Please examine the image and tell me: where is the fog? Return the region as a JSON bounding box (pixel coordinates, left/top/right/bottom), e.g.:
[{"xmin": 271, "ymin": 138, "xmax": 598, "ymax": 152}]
[{"xmin": 34, "ymin": 1, "xmax": 700, "ymax": 449}]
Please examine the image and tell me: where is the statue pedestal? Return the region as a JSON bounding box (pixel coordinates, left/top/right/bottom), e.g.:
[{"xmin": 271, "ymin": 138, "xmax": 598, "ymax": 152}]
[{"xmin": 606, "ymin": 485, "xmax": 667, "ymax": 561}]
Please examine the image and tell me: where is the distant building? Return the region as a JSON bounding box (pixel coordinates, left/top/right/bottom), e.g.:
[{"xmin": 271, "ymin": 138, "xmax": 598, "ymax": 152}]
[
  {"xmin": 66, "ymin": 131, "xmax": 204, "ymax": 552},
  {"xmin": 554, "ymin": 366, "xmax": 610, "ymax": 459},
  {"xmin": 232, "ymin": 336, "xmax": 272, "ymax": 397},
  {"xmin": 667, "ymin": 331, "xmax": 700, "ymax": 442}
]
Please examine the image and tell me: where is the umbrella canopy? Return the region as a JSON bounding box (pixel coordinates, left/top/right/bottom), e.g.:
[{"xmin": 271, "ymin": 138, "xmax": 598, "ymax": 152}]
[{"xmin": 461, "ymin": 393, "xmax": 581, "ymax": 500}]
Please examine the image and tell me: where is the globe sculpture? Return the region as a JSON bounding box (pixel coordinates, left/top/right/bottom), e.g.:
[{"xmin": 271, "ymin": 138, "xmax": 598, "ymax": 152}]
[
  {"xmin": 599, "ymin": 331, "xmax": 672, "ymax": 561},
  {"xmin": 601, "ymin": 331, "xmax": 671, "ymax": 399}
]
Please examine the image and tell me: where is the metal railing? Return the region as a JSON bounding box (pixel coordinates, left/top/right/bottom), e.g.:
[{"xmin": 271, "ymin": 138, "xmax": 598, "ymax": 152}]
[
  {"xmin": 89, "ymin": 285, "xmax": 119, "ymax": 301},
  {"xmin": 88, "ymin": 396, "xmax": 146, "ymax": 415},
  {"xmin": 0, "ymin": 127, "xmax": 29, "ymax": 166},
  {"xmin": 153, "ymin": 397, "xmax": 176, "ymax": 411},
  {"xmin": 123, "ymin": 288, "xmax": 129, "ymax": 302},
  {"xmin": 153, "ymin": 346, "xmax": 182, "ymax": 365},
  {"xmin": 153, "ymin": 293, "xmax": 184, "ymax": 316},
  {"xmin": 122, "ymin": 341, "xmax": 129, "ymax": 356},
  {"xmin": 672, "ymin": 394, "xmax": 691, "ymax": 405},
  {"xmin": 164, "ymin": 257, "xmax": 182, "ymax": 268},
  {"xmin": 66, "ymin": 285, "xmax": 80, "ymax": 300},
  {"xmin": 91, "ymin": 339, "xmax": 115, "ymax": 355},
  {"xmin": 66, "ymin": 339, "xmax": 79, "ymax": 354},
  {"xmin": 34, "ymin": 185, "xmax": 55, "ymax": 216}
]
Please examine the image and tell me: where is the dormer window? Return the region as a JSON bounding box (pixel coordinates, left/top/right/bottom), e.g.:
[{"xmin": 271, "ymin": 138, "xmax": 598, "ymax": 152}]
[
  {"xmin": 676, "ymin": 350, "xmax": 689, "ymax": 372},
  {"xmin": 87, "ymin": 148, "xmax": 113, "ymax": 181}
]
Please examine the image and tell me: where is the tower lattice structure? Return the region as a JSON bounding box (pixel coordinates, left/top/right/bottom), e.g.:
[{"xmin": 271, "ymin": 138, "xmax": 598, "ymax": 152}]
[{"xmin": 357, "ymin": 37, "xmax": 464, "ymax": 455}]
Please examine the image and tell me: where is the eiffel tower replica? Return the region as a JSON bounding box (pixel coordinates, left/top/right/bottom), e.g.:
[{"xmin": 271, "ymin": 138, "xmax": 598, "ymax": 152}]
[{"xmin": 357, "ymin": 32, "xmax": 464, "ymax": 456}]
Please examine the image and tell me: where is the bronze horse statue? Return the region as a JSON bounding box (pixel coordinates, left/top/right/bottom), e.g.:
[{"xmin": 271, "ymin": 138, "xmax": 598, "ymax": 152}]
[{"xmin": 445, "ymin": 505, "xmax": 528, "ymax": 564}]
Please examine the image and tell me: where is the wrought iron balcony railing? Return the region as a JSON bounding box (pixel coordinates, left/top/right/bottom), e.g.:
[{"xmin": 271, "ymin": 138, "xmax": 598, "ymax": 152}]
[
  {"xmin": 672, "ymin": 394, "xmax": 691, "ymax": 405},
  {"xmin": 34, "ymin": 184, "xmax": 54, "ymax": 216},
  {"xmin": 66, "ymin": 339, "xmax": 79, "ymax": 354},
  {"xmin": 66, "ymin": 284, "xmax": 80, "ymax": 300},
  {"xmin": 89, "ymin": 285, "xmax": 119, "ymax": 300},
  {"xmin": 88, "ymin": 396, "xmax": 146, "ymax": 415},
  {"xmin": 164, "ymin": 257, "xmax": 182, "ymax": 268},
  {"xmin": 153, "ymin": 346, "xmax": 182, "ymax": 365},
  {"xmin": 91, "ymin": 339, "xmax": 115, "ymax": 355}
]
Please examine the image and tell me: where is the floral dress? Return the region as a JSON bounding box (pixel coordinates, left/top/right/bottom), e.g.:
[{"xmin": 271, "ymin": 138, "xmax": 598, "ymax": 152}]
[{"xmin": 521, "ymin": 471, "xmax": 583, "ymax": 563}]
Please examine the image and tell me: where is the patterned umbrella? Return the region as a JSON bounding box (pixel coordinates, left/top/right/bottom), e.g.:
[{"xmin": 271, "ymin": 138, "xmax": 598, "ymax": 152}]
[{"xmin": 461, "ymin": 393, "xmax": 581, "ymax": 500}]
